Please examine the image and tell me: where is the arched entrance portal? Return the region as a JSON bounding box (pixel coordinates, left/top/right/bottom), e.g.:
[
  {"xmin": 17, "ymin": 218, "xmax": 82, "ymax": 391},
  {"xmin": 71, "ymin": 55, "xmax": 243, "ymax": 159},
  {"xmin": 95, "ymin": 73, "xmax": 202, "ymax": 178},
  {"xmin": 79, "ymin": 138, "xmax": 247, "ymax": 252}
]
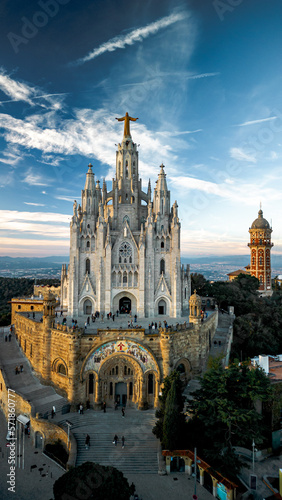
[
  {"xmin": 83, "ymin": 339, "xmax": 161, "ymax": 409},
  {"xmin": 158, "ymin": 299, "xmax": 166, "ymax": 315},
  {"xmin": 84, "ymin": 299, "xmax": 92, "ymax": 315},
  {"xmin": 119, "ymin": 297, "xmax": 131, "ymax": 314}
]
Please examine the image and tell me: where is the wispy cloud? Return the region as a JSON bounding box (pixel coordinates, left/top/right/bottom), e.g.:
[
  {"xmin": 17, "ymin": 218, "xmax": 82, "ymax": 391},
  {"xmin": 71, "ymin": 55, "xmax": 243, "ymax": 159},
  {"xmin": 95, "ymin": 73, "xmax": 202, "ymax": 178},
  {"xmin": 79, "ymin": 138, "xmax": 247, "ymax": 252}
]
[
  {"xmin": 0, "ymin": 210, "xmax": 70, "ymax": 224},
  {"xmin": 236, "ymin": 116, "xmax": 277, "ymax": 127},
  {"xmin": 73, "ymin": 10, "xmax": 188, "ymax": 65},
  {"xmin": 157, "ymin": 129, "xmax": 202, "ymax": 137},
  {"xmin": 24, "ymin": 202, "xmax": 45, "ymax": 207},
  {"xmin": 22, "ymin": 168, "xmax": 49, "ymax": 186},
  {"xmin": 171, "ymin": 174, "xmax": 282, "ymax": 206},
  {"xmin": 0, "ymin": 237, "xmax": 69, "ymax": 257},
  {"xmin": 0, "ymin": 69, "xmax": 66, "ymax": 110},
  {"xmin": 185, "ymin": 72, "xmax": 220, "ymax": 80},
  {"xmin": 229, "ymin": 147, "xmax": 257, "ymax": 163},
  {"xmin": 0, "ymin": 70, "xmax": 36, "ymax": 106},
  {"xmin": 55, "ymin": 195, "xmax": 79, "ymax": 202}
]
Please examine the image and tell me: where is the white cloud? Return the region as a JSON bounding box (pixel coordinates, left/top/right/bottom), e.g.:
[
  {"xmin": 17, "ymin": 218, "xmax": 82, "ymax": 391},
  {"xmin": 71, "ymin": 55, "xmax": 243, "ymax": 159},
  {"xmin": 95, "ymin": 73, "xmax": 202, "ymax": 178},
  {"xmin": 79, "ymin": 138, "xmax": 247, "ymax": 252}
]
[
  {"xmin": 185, "ymin": 72, "xmax": 220, "ymax": 80},
  {"xmin": 55, "ymin": 195, "xmax": 79, "ymax": 202},
  {"xmin": 229, "ymin": 147, "xmax": 257, "ymax": 163},
  {"xmin": 236, "ymin": 116, "xmax": 277, "ymax": 127},
  {"xmin": 171, "ymin": 174, "xmax": 282, "ymax": 207},
  {"xmin": 0, "ymin": 108, "xmax": 179, "ymax": 181},
  {"xmin": 24, "ymin": 202, "xmax": 45, "ymax": 207},
  {"xmin": 73, "ymin": 10, "xmax": 189, "ymax": 65},
  {"xmin": 0, "ymin": 237, "xmax": 69, "ymax": 257},
  {"xmin": 0, "ymin": 220, "xmax": 69, "ymax": 237},
  {"xmin": 0, "ymin": 69, "xmax": 66, "ymax": 110},
  {"xmin": 157, "ymin": 129, "xmax": 202, "ymax": 137},
  {"xmin": 22, "ymin": 168, "xmax": 49, "ymax": 186},
  {"xmin": 0, "ymin": 210, "xmax": 70, "ymax": 224},
  {"xmin": 0, "ymin": 70, "xmax": 36, "ymax": 106}
]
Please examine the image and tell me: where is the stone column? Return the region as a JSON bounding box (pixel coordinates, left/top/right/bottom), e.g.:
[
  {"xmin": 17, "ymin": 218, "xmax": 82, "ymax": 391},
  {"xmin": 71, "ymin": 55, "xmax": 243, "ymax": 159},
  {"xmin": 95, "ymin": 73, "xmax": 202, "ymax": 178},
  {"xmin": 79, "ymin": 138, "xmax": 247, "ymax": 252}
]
[
  {"xmin": 165, "ymin": 456, "xmax": 171, "ymax": 474},
  {"xmin": 68, "ymin": 335, "xmax": 80, "ymax": 404},
  {"xmin": 212, "ymin": 477, "xmax": 218, "ymax": 497},
  {"xmin": 186, "ymin": 457, "xmax": 192, "ymax": 475},
  {"xmin": 138, "ymin": 374, "xmax": 147, "ymax": 409},
  {"xmin": 160, "ymin": 332, "xmax": 172, "ymax": 379},
  {"xmin": 154, "ymin": 377, "xmax": 160, "ymax": 407},
  {"xmin": 227, "ymin": 489, "xmax": 233, "ymax": 500},
  {"xmin": 198, "ymin": 466, "xmax": 204, "ymax": 486}
]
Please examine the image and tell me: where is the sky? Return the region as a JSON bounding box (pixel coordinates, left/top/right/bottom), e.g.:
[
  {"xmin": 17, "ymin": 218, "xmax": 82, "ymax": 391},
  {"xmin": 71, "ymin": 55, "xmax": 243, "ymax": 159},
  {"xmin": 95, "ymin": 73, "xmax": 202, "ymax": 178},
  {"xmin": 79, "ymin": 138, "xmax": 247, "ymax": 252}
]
[{"xmin": 0, "ymin": 0, "xmax": 281, "ymax": 261}]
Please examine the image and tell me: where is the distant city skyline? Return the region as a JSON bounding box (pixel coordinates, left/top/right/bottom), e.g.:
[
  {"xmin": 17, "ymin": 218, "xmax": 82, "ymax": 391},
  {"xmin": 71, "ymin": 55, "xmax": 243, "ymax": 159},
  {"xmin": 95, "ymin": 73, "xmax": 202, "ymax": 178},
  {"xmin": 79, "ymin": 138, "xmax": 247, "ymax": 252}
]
[{"xmin": 0, "ymin": 0, "xmax": 281, "ymax": 259}]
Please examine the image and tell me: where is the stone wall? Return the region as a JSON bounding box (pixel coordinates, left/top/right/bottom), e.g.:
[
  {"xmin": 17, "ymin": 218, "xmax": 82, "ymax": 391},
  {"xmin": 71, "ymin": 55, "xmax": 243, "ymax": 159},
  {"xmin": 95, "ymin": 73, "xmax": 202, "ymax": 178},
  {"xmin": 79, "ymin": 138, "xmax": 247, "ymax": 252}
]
[
  {"xmin": 11, "ymin": 300, "xmax": 43, "ymax": 325},
  {"xmin": 0, "ymin": 365, "xmax": 76, "ymax": 469},
  {"xmin": 13, "ymin": 309, "xmax": 218, "ymax": 407}
]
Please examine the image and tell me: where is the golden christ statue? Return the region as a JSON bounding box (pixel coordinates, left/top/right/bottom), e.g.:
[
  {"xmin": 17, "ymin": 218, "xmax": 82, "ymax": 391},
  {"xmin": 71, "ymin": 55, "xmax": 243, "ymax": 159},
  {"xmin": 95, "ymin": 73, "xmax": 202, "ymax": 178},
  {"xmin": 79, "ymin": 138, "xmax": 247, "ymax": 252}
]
[{"xmin": 116, "ymin": 112, "xmax": 138, "ymax": 137}]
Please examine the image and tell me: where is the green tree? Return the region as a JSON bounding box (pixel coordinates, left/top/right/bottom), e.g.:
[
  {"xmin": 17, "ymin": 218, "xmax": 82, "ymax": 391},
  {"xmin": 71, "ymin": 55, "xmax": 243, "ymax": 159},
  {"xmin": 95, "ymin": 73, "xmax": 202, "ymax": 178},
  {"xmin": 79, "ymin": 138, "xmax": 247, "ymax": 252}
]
[
  {"xmin": 234, "ymin": 273, "xmax": 260, "ymax": 293},
  {"xmin": 162, "ymin": 379, "xmax": 185, "ymax": 450},
  {"xmin": 53, "ymin": 462, "xmax": 135, "ymax": 500},
  {"xmin": 153, "ymin": 371, "xmax": 185, "ymax": 445},
  {"xmin": 191, "ymin": 273, "xmax": 209, "ymax": 296},
  {"xmin": 186, "ymin": 361, "xmax": 272, "ymax": 478}
]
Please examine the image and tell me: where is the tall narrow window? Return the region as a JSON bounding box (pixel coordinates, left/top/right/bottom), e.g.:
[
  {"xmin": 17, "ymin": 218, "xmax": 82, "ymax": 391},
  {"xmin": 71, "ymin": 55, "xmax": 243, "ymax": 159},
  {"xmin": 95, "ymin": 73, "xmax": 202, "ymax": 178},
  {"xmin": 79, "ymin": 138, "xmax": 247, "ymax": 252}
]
[
  {"xmin": 110, "ymin": 382, "xmax": 113, "ymax": 396},
  {"xmin": 89, "ymin": 373, "xmax": 94, "ymax": 394},
  {"xmin": 86, "ymin": 259, "xmax": 90, "ymax": 274},
  {"xmin": 160, "ymin": 259, "xmax": 165, "ymax": 274},
  {"xmin": 148, "ymin": 374, "xmax": 154, "ymax": 394}
]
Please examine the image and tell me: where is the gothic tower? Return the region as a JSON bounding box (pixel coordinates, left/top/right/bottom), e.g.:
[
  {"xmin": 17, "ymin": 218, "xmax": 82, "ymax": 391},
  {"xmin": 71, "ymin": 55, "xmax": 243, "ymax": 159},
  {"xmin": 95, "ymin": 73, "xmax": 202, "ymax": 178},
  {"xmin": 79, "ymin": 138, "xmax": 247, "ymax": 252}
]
[{"xmin": 248, "ymin": 207, "xmax": 273, "ymax": 296}]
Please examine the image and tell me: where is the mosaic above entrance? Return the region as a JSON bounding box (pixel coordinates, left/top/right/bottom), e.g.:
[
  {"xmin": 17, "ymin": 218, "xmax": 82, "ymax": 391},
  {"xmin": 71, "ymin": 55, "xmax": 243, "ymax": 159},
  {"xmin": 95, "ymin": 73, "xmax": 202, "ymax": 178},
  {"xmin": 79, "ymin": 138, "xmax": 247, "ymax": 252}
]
[{"xmin": 84, "ymin": 340, "xmax": 157, "ymax": 374}]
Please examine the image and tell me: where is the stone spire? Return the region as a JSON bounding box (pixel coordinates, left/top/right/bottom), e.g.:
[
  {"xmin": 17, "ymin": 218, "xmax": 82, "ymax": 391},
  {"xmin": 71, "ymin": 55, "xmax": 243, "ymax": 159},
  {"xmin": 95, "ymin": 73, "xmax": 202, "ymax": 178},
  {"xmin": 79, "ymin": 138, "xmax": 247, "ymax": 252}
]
[
  {"xmin": 153, "ymin": 164, "xmax": 170, "ymax": 216},
  {"xmin": 84, "ymin": 163, "xmax": 95, "ymax": 191}
]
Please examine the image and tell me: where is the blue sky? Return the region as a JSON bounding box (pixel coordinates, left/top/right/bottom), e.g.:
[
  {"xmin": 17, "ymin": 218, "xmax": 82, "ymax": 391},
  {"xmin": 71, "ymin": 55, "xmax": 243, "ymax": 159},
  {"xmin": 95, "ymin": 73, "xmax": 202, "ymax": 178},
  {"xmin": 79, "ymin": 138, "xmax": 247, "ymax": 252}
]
[{"xmin": 0, "ymin": 0, "xmax": 281, "ymax": 259}]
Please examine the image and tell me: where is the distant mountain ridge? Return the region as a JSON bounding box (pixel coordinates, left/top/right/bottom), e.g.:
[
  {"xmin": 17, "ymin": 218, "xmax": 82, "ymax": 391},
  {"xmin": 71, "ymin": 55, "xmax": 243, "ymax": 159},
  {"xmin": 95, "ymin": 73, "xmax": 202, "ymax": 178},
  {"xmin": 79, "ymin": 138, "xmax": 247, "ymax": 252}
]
[{"xmin": 0, "ymin": 256, "xmax": 69, "ymax": 270}]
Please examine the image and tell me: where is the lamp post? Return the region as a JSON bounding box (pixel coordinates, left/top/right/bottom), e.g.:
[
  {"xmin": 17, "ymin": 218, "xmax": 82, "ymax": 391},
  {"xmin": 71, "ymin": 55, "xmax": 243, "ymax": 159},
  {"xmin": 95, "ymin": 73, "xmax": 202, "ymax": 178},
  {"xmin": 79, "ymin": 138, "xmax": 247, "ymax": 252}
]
[
  {"xmin": 192, "ymin": 447, "xmax": 201, "ymax": 500},
  {"xmin": 252, "ymin": 440, "xmax": 255, "ymax": 473},
  {"xmin": 65, "ymin": 420, "xmax": 73, "ymax": 450}
]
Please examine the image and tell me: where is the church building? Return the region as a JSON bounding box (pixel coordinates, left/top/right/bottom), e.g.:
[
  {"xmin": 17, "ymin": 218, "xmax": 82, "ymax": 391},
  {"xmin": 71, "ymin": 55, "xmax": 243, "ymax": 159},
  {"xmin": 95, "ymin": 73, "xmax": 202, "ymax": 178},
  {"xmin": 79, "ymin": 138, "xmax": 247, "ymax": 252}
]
[
  {"xmin": 10, "ymin": 114, "xmax": 219, "ymax": 410},
  {"xmin": 61, "ymin": 112, "xmax": 190, "ymax": 318}
]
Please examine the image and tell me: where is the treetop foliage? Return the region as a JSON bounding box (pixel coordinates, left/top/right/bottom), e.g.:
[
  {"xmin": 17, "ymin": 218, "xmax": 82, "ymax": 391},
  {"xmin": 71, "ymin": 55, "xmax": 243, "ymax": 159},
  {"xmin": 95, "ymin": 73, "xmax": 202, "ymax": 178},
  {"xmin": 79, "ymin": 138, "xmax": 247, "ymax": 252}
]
[{"xmin": 53, "ymin": 462, "xmax": 135, "ymax": 500}]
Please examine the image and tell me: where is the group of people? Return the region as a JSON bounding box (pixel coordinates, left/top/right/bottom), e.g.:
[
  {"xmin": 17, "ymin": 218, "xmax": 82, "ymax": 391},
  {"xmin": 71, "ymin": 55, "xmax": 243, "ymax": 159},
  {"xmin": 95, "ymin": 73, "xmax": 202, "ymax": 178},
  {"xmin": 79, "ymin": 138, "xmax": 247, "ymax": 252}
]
[
  {"xmin": 15, "ymin": 365, "xmax": 23, "ymax": 374},
  {"xmin": 4, "ymin": 333, "xmax": 12, "ymax": 342},
  {"xmin": 113, "ymin": 434, "xmax": 125, "ymax": 448}
]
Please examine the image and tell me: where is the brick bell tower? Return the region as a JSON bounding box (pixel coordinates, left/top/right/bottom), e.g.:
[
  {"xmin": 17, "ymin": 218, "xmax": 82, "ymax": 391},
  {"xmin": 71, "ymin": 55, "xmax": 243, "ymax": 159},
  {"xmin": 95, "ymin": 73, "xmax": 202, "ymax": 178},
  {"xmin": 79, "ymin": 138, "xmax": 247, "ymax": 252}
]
[{"xmin": 248, "ymin": 207, "xmax": 273, "ymax": 296}]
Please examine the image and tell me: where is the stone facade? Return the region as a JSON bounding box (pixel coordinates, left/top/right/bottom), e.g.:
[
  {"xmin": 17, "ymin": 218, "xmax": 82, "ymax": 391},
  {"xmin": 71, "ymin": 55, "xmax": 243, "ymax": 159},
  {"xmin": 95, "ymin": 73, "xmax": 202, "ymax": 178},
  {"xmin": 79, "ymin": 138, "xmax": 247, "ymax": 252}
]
[
  {"xmin": 61, "ymin": 116, "xmax": 190, "ymax": 318},
  {"xmin": 13, "ymin": 292, "xmax": 218, "ymax": 409}
]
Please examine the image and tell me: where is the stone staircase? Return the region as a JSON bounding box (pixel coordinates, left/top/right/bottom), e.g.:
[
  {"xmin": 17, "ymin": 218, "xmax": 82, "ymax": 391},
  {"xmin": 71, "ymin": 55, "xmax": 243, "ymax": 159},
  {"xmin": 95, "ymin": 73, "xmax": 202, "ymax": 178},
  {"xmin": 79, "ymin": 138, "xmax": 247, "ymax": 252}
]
[
  {"xmin": 0, "ymin": 332, "xmax": 69, "ymax": 418},
  {"xmin": 58, "ymin": 408, "xmax": 159, "ymax": 474}
]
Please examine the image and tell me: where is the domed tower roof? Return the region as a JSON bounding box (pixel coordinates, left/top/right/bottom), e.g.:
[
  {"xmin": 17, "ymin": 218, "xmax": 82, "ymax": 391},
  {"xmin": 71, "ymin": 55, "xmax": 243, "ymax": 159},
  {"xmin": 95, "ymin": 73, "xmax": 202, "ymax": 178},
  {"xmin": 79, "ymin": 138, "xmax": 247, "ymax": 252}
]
[
  {"xmin": 251, "ymin": 209, "xmax": 270, "ymax": 230},
  {"xmin": 189, "ymin": 289, "xmax": 201, "ymax": 307}
]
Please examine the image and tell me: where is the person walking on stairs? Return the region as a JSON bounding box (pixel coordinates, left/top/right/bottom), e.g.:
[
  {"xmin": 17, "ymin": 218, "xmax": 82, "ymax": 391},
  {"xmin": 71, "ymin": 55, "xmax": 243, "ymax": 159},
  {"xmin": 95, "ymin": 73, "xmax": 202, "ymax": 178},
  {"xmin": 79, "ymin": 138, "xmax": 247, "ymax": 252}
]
[{"xmin": 85, "ymin": 434, "xmax": 90, "ymax": 450}]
